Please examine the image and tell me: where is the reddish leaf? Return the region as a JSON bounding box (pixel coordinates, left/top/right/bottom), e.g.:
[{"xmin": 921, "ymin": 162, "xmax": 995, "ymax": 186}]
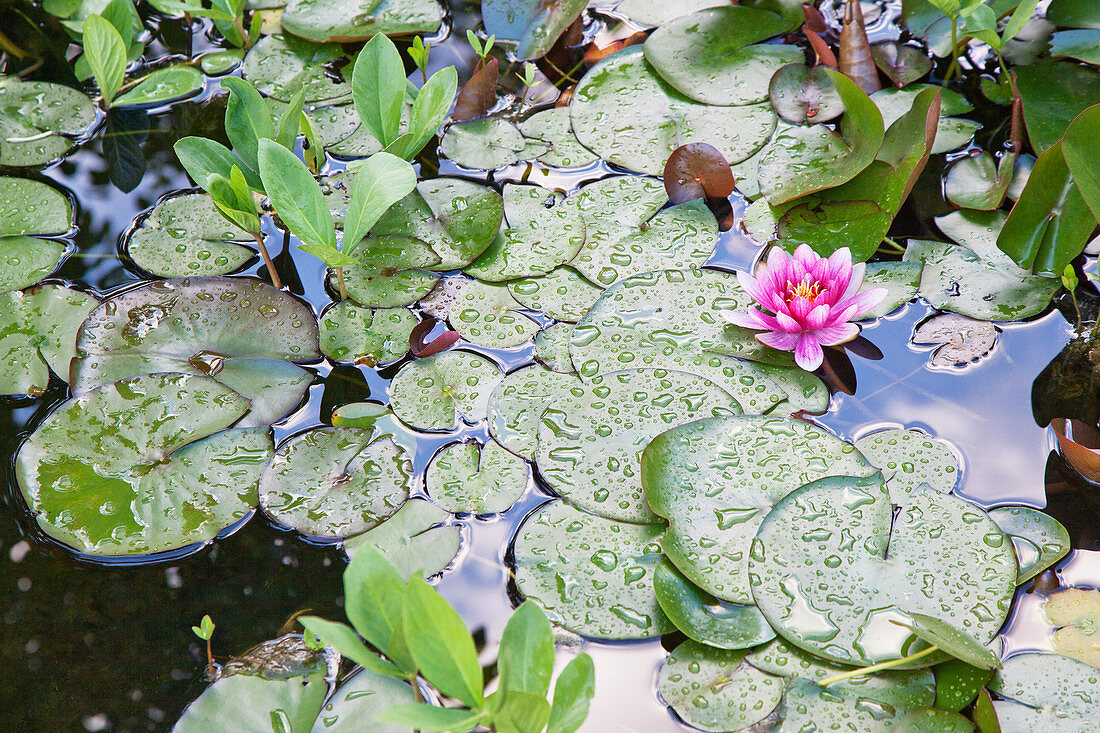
[
  {"xmin": 803, "ymin": 4, "xmax": 827, "ymax": 33},
  {"xmin": 663, "ymin": 143, "xmax": 736, "ymax": 204},
  {"xmin": 1051, "ymin": 418, "xmax": 1100, "ymax": 483},
  {"xmin": 583, "ymin": 30, "xmax": 647, "ymax": 64},
  {"xmin": 453, "ymin": 57, "xmax": 499, "ymax": 122},
  {"xmin": 410, "ymin": 317, "xmax": 461, "ymax": 357},
  {"xmin": 804, "ymin": 29, "xmax": 837, "ymax": 68},
  {"xmin": 839, "ymin": 0, "xmax": 881, "ymax": 93},
  {"xmin": 871, "ymin": 41, "xmax": 933, "ymax": 87},
  {"xmin": 555, "ymin": 86, "xmax": 574, "ymax": 107}
]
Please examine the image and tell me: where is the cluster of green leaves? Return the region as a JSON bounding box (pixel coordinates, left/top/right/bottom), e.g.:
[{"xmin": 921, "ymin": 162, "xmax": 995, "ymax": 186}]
[
  {"xmin": 299, "ymin": 546, "xmax": 595, "ymax": 733},
  {"xmin": 154, "ymin": 0, "xmax": 259, "ymax": 49}
]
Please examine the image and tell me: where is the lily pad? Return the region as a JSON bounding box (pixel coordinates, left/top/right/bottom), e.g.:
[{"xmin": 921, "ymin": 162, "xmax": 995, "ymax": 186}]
[
  {"xmin": 343, "ymin": 498, "xmax": 459, "ymax": 579},
  {"xmin": 388, "ymin": 349, "xmax": 503, "ymax": 430},
  {"xmin": 0, "ymin": 78, "xmax": 97, "ymax": 167},
  {"xmin": 113, "ymin": 66, "xmax": 204, "ymax": 108},
  {"xmin": 911, "ymin": 313, "xmax": 996, "ymax": 369},
  {"xmin": 768, "ymin": 64, "xmax": 845, "ymax": 125},
  {"xmin": 241, "ymin": 34, "xmax": 351, "ymax": 103},
  {"xmin": 126, "ymin": 193, "xmax": 255, "ymax": 278},
  {"xmin": 1, "ymin": 284, "xmax": 97, "ymax": 396},
  {"xmin": 419, "ymin": 278, "xmax": 540, "ymax": 348},
  {"xmin": 16, "ymin": 373, "xmax": 274, "ymax": 556},
  {"xmin": 644, "ymin": 7, "xmax": 802, "ymax": 106},
  {"xmin": 488, "ymin": 365, "xmax": 583, "ymax": 459},
  {"xmin": 654, "ymin": 560, "xmax": 776, "ymax": 650},
  {"xmin": 533, "ymin": 323, "xmax": 575, "ymax": 373},
  {"xmin": 319, "ymin": 301, "xmax": 416, "ymax": 366},
  {"xmin": 0, "ymin": 236, "xmax": 67, "ymax": 292},
  {"xmin": 859, "ymin": 262, "xmax": 922, "ymax": 318},
  {"xmin": 893, "ymin": 709, "xmax": 976, "ymax": 733},
  {"xmin": 281, "ymin": 0, "xmax": 444, "ymax": 43},
  {"xmin": 259, "ymin": 427, "xmax": 411, "ymax": 539},
  {"xmin": 1044, "ymin": 588, "xmax": 1100, "ymax": 668},
  {"xmin": 512, "ymin": 500, "xmax": 673, "ymax": 640},
  {"xmin": 853, "ymin": 428, "xmax": 960, "ymax": 502},
  {"xmin": 465, "ymin": 185, "xmax": 586, "ymax": 283},
  {"xmin": 776, "ymin": 678, "xmax": 908, "ymax": 733},
  {"xmin": 871, "ymin": 86, "xmax": 979, "ymax": 154},
  {"xmin": 872, "ymin": 42, "xmax": 934, "ymax": 88},
  {"xmin": 570, "ymin": 47, "xmax": 777, "ymax": 175},
  {"xmin": 482, "ymin": 0, "xmax": 588, "ymax": 60},
  {"xmin": 426, "ymin": 439, "xmax": 529, "ymax": 515},
  {"xmin": 308, "ymin": 669, "xmax": 414, "ymax": 733},
  {"xmin": 0, "ymin": 177, "xmax": 73, "ymax": 236},
  {"xmin": 899, "ymin": 611, "xmax": 1002, "ymax": 670},
  {"xmin": 775, "ymin": 200, "xmax": 892, "ymax": 262},
  {"xmin": 1050, "ymin": 29, "xmax": 1100, "ymax": 64},
  {"xmin": 536, "ymin": 368, "xmax": 742, "ymax": 523},
  {"xmin": 440, "ymin": 119, "xmax": 527, "ymax": 170},
  {"xmin": 933, "ymin": 659, "xmax": 993, "ymax": 712},
  {"xmin": 1015, "ymin": 62, "xmax": 1100, "ymax": 154},
  {"xmin": 517, "ymin": 108, "xmax": 598, "ymax": 168},
  {"xmin": 339, "ymin": 236, "xmax": 441, "ymax": 308},
  {"xmin": 199, "ymin": 49, "xmax": 244, "ymax": 75},
  {"xmin": 614, "ymin": 0, "xmax": 727, "ymax": 27},
  {"xmin": 642, "ymin": 415, "xmax": 876, "ymax": 603},
  {"xmin": 508, "ymin": 267, "xmax": 601, "ymax": 323},
  {"xmin": 371, "ymin": 178, "xmax": 504, "ymax": 270},
  {"xmin": 71, "ymin": 277, "xmax": 320, "ymax": 426},
  {"xmin": 945, "ymin": 152, "xmax": 1015, "ymax": 210},
  {"xmin": 750, "ymin": 477, "xmax": 1017, "ymax": 666},
  {"xmin": 988, "ymin": 507, "xmax": 1071, "ymax": 585},
  {"xmin": 989, "ymin": 652, "xmax": 1100, "ymax": 730},
  {"xmin": 658, "ymin": 640, "xmax": 783, "ymax": 732}
]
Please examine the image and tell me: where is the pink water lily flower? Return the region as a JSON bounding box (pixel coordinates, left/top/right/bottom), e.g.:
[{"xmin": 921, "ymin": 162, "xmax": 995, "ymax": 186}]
[{"xmin": 723, "ymin": 245, "xmax": 887, "ymax": 372}]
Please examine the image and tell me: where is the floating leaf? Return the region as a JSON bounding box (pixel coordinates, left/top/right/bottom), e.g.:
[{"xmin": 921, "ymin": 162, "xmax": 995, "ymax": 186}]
[
  {"xmin": 613, "ymin": 0, "xmax": 727, "ymax": 27},
  {"xmin": 776, "ymin": 199, "xmax": 892, "ymax": 262},
  {"xmin": 945, "ymin": 152, "xmax": 1016, "ymax": 210},
  {"xmin": 872, "ymin": 42, "xmax": 933, "ymax": 87},
  {"xmin": 643, "ymin": 415, "xmax": 875, "ymax": 603},
  {"xmin": 114, "ymin": 66, "xmax": 204, "ymax": 107},
  {"xmin": 933, "ymin": 659, "xmax": 993, "ymax": 712},
  {"xmin": 389, "ymin": 349, "xmax": 502, "ymax": 430},
  {"xmin": 0, "ymin": 284, "xmax": 98, "ymax": 396},
  {"xmin": 988, "ymin": 506, "xmax": 1071, "ymax": 585},
  {"xmin": 989, "ymin": 652, "xmax": 1100, "ymax": 730},
  {"xmin": 533, "ymin": 323, "xmax": 575, "ymax": 373},
  {"xmin": 339, "ymin": 236, "xmax": 441, "ymax": 307},
  {"xmin": 419, "ymin": 278, "xmax": 540, "ymax": 348},
  {"xmin": 482, "ymin": 0, "xmax": 588, "ymax": 60},
  {"xmin": 537, "ymin": 368, "xmax": 741, "ymax": 522},
  {"xmin": 71, "ymin": 277, "xmax": 320, "ymax": 426},
  {"xmin": 241, "ymin": 34, "xmax": 351, "ymax": 103},
  {"xmin": 654, "ymin": 560, "xmax": 776, "ymax": 650},
  {"xmin": 0, "ymin": 78, "xmax": 97, "ymax": 167},
  {"xmin": 426, "ymin": 439, "xmax": 529, "ymax": 515},
  {"xmin": 570, "ymin": 47, "xmax": 777, "ymax": 176},
  {"xmin": 0, "ymin": 177, "xmax": 72, "ymax": 236},
  {"xmin": 1044, "ymin": 588, "xmax": 1100, "ymax": 668},
  {"xmin": 658, "ymin": 640, "xmax": 782, "ymax": 732},
  {"xmin": 768, "ymin": 64, "xmax": 845, "ymax": 125},
  {"xmin": 900, "ymin": 612, "xmax": 1002, "ymax": 670},
  {"xmin": 663, "ymin": 143, "xmax": 736, "ymax": 204},
  {"xmin": 126, "ymin": 193, "xmax": 255, "ymax": 278},
  {"xmin": 319, "ymin": 301, "xmax": 415, "ymax": 365},
  {"xmin": 343, "ymin": 498, "xmax": 459, "ymax": 578},
  {"xmin": 566, "ymin": 176, "xmax": 666, "ymax": 286},
  {"xmin": 0, "ymin": 236, "xmax": 67, "ymax": 292},
  {"xmin": 440, "ymin": 118, "xmax": 527, "ymax": 170},
  {"xmin": 512, "ymin": 500, "xmax": 672, "ymax": 639},
  {"xmin": 517, "ymin": 108, "xmax": 598, "ymax": 168},
  {"xmin": 488, "ymin": 365, "xmax": 583, "ymax": 459},
  {"xmin": 17, "ymin": 373, "xmax": 274, "ymax": 556},
  {"xmin": 508, "ymin": 267, "xmax": 601, "ymax": 323},
  {"xmin": 893, "ymin": 709, "xmax": 976, "ymax": 733},
  {"xmin": 859, "ymin": 262, "xmax": 921, "ymax": 318},
  {"xmin": 871, "ymin": 86, "xmax": 979, "ymax": 154},
  {"xmin": 307, "ymin": 669, "xmax": 414, "ymax": 733},
  {"xmin": 643, "ymin": 6, "xmax": 801, "ymax": 106},
  {"xmin": 1015, "ymin": 62, "xmax": 1100, "ymax": 154},
  {"xmin": 854, "ymin": 428, "xmax": 959, "ymax": 502},
  {"xmin": 750, "ymin": 478, "xmax": 1016, "ymax": 666},
  {"xmin": 199, "ymin": 49, "xmax": 244, "ymax": 75},
  {"xmin": 280, "ymin": 0, "xmax": 444, "ymax": 42},
  {"xmin": 778, "ymin": 678, "xmax": 909, "ymax": 731}
]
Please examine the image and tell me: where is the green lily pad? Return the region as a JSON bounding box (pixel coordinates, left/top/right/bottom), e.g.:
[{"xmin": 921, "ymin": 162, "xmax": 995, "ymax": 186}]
[
  {"xmin": 933, "ymin": 658, "xmax": 993, "ymax": 712},
  {"xmin": 776, "ymin": 678, "xmax": 906, "ymax": 732},
  {"xmin": 658, "ymin": 640, "xmax": 782, "ymax": 732},
  {"xmin": 945, "ymin": 152, "xmax": 1015, "ymax": 210},
  {"xmin": 859, "ymin": 262, "xmax": 922, "ymax": 318},
  {"xmin": 71, "ymin": 277, "xmax": 320, "ymax": 426},
  {"xmin": 0, "ymin": 78, "xmax": 97, "ymax": 167},
  {"xmin": 508, "ymin": 266, "xmax": 601, "ymax": 323},
  {"xmin": 241, "ymin": 34, "xmax": 351, "ymax": 103},
  {"xmin": 0, "ymin": 284, "xmax": 98, "ymax": 396},
  {"xmin": 536, "ymin": 367, "xmax": 742, "ymax": 523},
  {"xmin": 388, "ymin": 349, "xmax": 503, "ymax": 430},
  {"xmin": 488, "ymin": 365, "xmax": 583, "ymax": 459},
  {"xmin": 199, "ymin": 49, "xmax": 244, "ymax": 75},
  {"xmin": 871, "ymin": 86, "xmax": 979, "ymax": 154},
  {"xmin": 465, "ymin": 185, "xmax": 587, "ymax": 283},
  {"xmin": 307, "ymin": 101, "xmax": 386, "ymax": 158},
  {"xmin": 517, "ymin": 108, "xmax": 598, "ymax": 168},
  {"xmin": 512, "ymin": 500, "xmax": 673, "ymax": 640},
  {"xmin": 892, "ymin": 709, "xmax": 976, "ymax": 733},
  {"xmin": 126, "ymin": 193, "xmax": 255, "ymax": 278},
  {"xmin": 989, "ymin": 652, "xmax": 1100, "ymax": 730},
  {"xmin": 260, "ymin": 427, "xmax": 411, "ymax": 539},
  {"xmin": 426, "ymin": 439, "xmax": 529, "ymax": 515},
  {"xmin": 900, "ymin": 612, "xmax": 1002, "ymax": 670},
  {"xmin": 419, "ymin": 278, "xmax": 540, "ymax": 348},
  {"xmin": 281, "ymin": 0, "xmax": 444, "ymax": 43},
  {"xmin": 319, "ymin": 301, "xmax": 416, "ymax": 366},
  {"xmin": 309, "ymin": 669, "xmax": 413, "ymax": 733},
  {"xmin": 173, "ymin": 635, "xmax": 330, "ymax": 733},
  {"xmin": 872, "ymin": 42, "xmax": 934, "ymax": 88},
  {"xmin": 0, "ymin": 177, "xmax": 73, "ymax": 236},
  {"xmin": 16, "ymin": 373, "xmax": 274, "ymax": 556},
  {"xmin": 1045, "ymin": 588, "xmax": 1100, "ymax": 668},
  {"xmin": 533, "ymin": 323, "xmax": 575, "ymax": 373},
  {"xmin": 853, "ymin": 428, "xmax": 960, "ymax": 502},
  {"xmin": 988, "ymin": 507, "xmax": 1071, "ymax": 585},
  {"xmin": 482, "ymin": 0, "xmax": 588, "ymax": 60},
  {"xmin": 570, "ymin": 47, "xmax": 777, "ymax": 175},
  {"xmin": 903, "ymin": 238, "xmax": 1059, "ymax": 321},
  {"xmin": 114, "ymin": 66, "xmax": 204, "ymax": 107},
  {"xmin": 440, "ymin": 119, "xmax": 527, "ymax": 170},
  {"xmin": 654, "ymin": 559, "xmax": 776, "ymax": 650},
  {"xmin": 614, "ymin": 0, "xmax": 727, "ymax": 27},
  {"xmin": 0, "ymin": 236, "xmax": 67, "ymax": 292},
  {"xmin": 776, "ymin": 200, "xmax": 892, "ymax": 262},
  {"xmin": 1050, "ymin": 29, "xmax": 1100, "ymax": 64},
  {"xmin": 331, "ymin": 402, "xmax": 390, "ymax": 429},
  {"xmin": 339, "ymin": 236, "xmax": 442, "ymax": 308},
  {"xmin": 643, "ymin": 415, "xmax": 876, "ymax": 604},
  {"xmin": 768, "ymin": 63, "xmax": 845, "ymax": 125},
  {"xmin": 343, "ymin": 498, "xmax": 459, "ymax": 579},
  {"xmin": 371, "ymin": 178, "xmax": 504, "ymax": 270},
  {"xmin": 750, "ymin": 478, "xmax": 1017, "ymax": 666}
]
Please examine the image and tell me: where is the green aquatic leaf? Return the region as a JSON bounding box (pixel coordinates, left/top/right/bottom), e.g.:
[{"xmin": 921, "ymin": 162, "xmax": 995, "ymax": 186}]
[
  {"xmin": 989, "ymin": 652, "xmax": 1100, "ymax": 730},
  {"xmin": 1015, "ymin": 62, "xmax": 1100, "ymax": 154},
  {"xmin": 614, "ymin": 0, "xmax": 727, "ymax": 26},
  {"xmin": 508, "ymin": 267, "xmax": 601, "ymax": 324},
  {"xmin": 126, "ymin": 192, "xmax": 255, "ymax": 278},
  {"xmin": 858, "ymin": 262, "xmax": 922, "ymax": 318},
  {"xmin": 482, "ymin": 0, "xmax": 588, "ymax": 60},
  {"xmin": 389, "ymin": 349, "xmax": 503, "ymax": 430},
  {"xmin": 1044, "ymin": 588, "xmax": 1100, "ymax": 668},
  {"xmin": 404, "ymin": 576, "xmax": 485, "ymax": 707},
  {"xmin": 892, "ymin": 708, "xmax": 976, "ymax": 733},
  {"xmin": 392, "ymin": 65, "xmax": 457, "ymax": 161},
  {"xmin": 871, "ymin": 85, "xmax": 979, "ymax": 154},
  {"xmin": 307, "ymin": 669, "xmax": 414, "ymax": 733},
  {"xmin": 280, "ymin": 0, "xmax": 444, "ymax": 43},
  {"xmin": 517, "ymin": 108, "xmax": 598, "ymax": 168},
  {"xmin": 0, "ymin": 284, "xmax": 98, "ymax": 396},
  {"xmin": 241, "ymin": 34, "xmax": 351, "ymax": 104},
  {"xmin": 0, "ymin": 78, "xmax": 97, "ymax": 167},
  {"xmin": 498, "ymin": 601, "xmax": 555, "ymax": 698},
  {"xmin": 546, "ymin": 654, "xmax": 595, "ymax": 733},
  {"xmin": 0, "ymin": 177, "xmax": 72, "ymax": 236},
  {"xmin": 420, "ymin": 278, "xmax": 540, "ymax": 348},
  {"xmin": 1063, "ymin": 104, "xmax": 1100, "ymax": 222},
  {"xmin": 319, "ymin": 301, "xmax": 416, "ymax": 365},
  {"xmin": 933, "ymin": 658, "xmax": 993, "ymax": 712},
  {"xmin": 768, "ymin": 63, "xmax": 845, "ymax": 125},
  {"xmin": 258, "ymin": 139, "xmax": 336, "ymax": 248},
  {"xmin": 440, "ymin": 118, "xmax": 528, "ymax": 170},
  {"xmin": 853, "ymin": 428, "xmax": 960, "ymax": 502},
  {"xmin": 512, "ymin": 500, "xmax": 673, "ymax": 639},
  {"xmin": 654, "ymin": 560, "xmax": 776, "ymax": 650},
  {"xmin": 900, "ymin": 612, "xmax": 1002, "ymax": 669},
  {"xmin": 343, "ymin": 498, "xmax": 459, "ymax": 579},
  {"xmin": 341, "ymin": 152, "xmax": 416, "ymax": 251},
  {"xmin": 488, "ymin": 365, "xmax": 583, "ymax": 459},
  {"xmin": 174, "ymin": 136, "xmax": 262, "ymax": 191},
  {"xmin": 221, "ymin": 76, "xmax": 276, "ymax": 175},
  {"xmin": 0, "ymin": 236, "xmax": 67, "ymax": 292},
  {"xmin": 533, "ymin": 323, "xmax": 576, "ymax": 373},
  {"xmin": 339, "ymin": 235, "xmax": 441, "ymax": 307},
  {"xmin": 82, "ymin": 14, "xmax": 126, "ymax": 106},
  {"xmin": 351, "ymin": 33, "xmax": 404, "ymax": 148},
  {"xmin": 426, "ymin": 440, "xmax": 529, "ymax": 515},
  {"xmin": 297, "ymin": 616, "xmax": 403, "ymax": 678},
  {"xmin": 945, "ymin": 151, "xmax": 1016, "ymax": 210},
  {"xmin": 988, "ymin": 506, "xmax": 1071, "ymax": 585},
  {"xmin": 114, "ymin": 66, "xmax": 203, "ymax": 107}
]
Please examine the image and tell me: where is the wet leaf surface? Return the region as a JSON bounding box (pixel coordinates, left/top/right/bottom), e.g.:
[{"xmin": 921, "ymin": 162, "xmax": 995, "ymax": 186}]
[
  {"xmin": 241, "ymin": 34, "xmax": 351, "ymax": 104},
  {"xmin": 1044, "ymin": 588, "xmax": 1100, "ymax": 668},
  {"xmin": 871, "ymin": 85, "xmax": 979, "ymax": 154},
  {"xmin": 114, "ymin": 66, "xmax": 204, "ymax": 108},
  {"xmin": 663, "ymin": 143, "xmax": 736, "ymax": 204},
  {"xmin": 853, "ymin": 428, "xmax": 960, "ymax": 502},
  {"xmin": 126, "ymin": 193, "xmax": 255, "ymax": 278},
  {"xmin": 533, "ymin": 322, "xmax": 575, "ymax": 373},
  {"xmin": 858, "ymin": 262, "xmax": 922, "ymax": 318},
  {"xmin": 343, "ymin": 498, "xmax": 460, "ymax": 579},
  {"xmin": 988, "ymin": 506, "xmax": 1071, "ymax": 585},
  {"xmin": 517, "ymin": 108, "xmax": 597, "ymax": 168},
  {"xmin": 0, "ymin": 236, "xmax": 67, "ymax": 293},
  {"xmin": 488, "ymin": 365, "xmax": 583, "ymax": 459},
  {"xmin": 871, "ymin": 42, "xmax": 933, "ymax": 88},
  {"xmin": 482, "ymin": 0, "xmax": 589, "ymax": 60},
  {"xmin": 319, "ymin": 301, "xmax": 416, "ymax": 366},
  {"xmin": 420, "ymin": 277, "xmax": 540, "ymax": 348},
  {"xmin": 945, "ymin": 151, "xmax": 1016, "ymax": 211},
  {"xmin": 0, "ymin": 284, "xmax": 99, "ymax": 396},
  {"xmin": 441, "ymin": 118, "xmax": 528, "ymax": 170},
  {"xmin": 508, "ymin": 266, "xmax": 601, "ymax": 323},
  {"xmin": 768, "ymin": 64, "xmax": 845, "ymax": 125},
  {"xmin": 426, "ymin": 439, "xmax": 529, "ymax": 515},
  {"xmin": 0, "ymin": 78, "xmax": 97, "ymax": 167},
  {"xmin": 989, "ymin": 652, "xmax": 1100, "ymax": 730},
  {"xmin": 389, "ymin": 349, "xmax": 503, "ymax": 430},
  {"xmin": 654, "ymin": 560, "xmax": 776, "ymax": 650},
  {"xmin": 0, "ymin": 176, "xmax": 73, "ymax": 236},
  {"xmin": 339, "ymin": 236, "xmax": 442, "ymax": 307},
  {"xmin": 280, "ymin": 0, "xmax": 444, "ymax": 43}
]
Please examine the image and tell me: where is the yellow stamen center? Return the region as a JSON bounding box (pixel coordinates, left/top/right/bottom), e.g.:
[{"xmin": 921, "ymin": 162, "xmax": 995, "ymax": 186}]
[{"xmin": 787, "ymin": 279, "xmax": 823, "ymax": 304}]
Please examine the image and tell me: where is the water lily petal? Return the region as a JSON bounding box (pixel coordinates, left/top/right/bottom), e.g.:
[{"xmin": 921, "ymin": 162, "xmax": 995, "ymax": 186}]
[
  {"xmin": 776, "ymin": 310, "xmax": 804, "ymax": 333},
  {"xmin": 793, "ymin": 244, "xmax": 818, "ymax": 270},
  {"xmin": 843, "ymin": 287, "xmax": 888, "ymax": 320},
  {"xmin": 757, "ymin": 330, "xmax": 801, "ymax": 351},
  {"xmin": 794, "ymin": 333, "xmax": 825, "ymax": 371},
  {"xmin": 805, "ymin": 303, "xmax": 831, "ymax": 330},
  {"xmin": 722, "ymin": 308, "xmax": 778, "ymax": 331},
  {"xmin": 814, "ymin": 322, "xmax": 860, "ymax": 345},
  {"xmin": 788, "ymin": 296, "xmax": 814, "ymax": 322},
  {"xmin": 839, "ymin": 261, "xmax": 866, "ymax": 302},
  {"xmin": 735, "ymin": 269, "xmax": 768, "ymax": 307}
]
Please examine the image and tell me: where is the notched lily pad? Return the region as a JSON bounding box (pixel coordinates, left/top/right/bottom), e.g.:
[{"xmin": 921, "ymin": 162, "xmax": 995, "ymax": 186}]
[
  {"xmin": 0, "ymin": 78, "xmax": 96, "ymax": 167},
  {"xmin": 388, "ymin": 349, "xmax": 503, "ymax": 431},
  {"xmin": 488, "ymin": 365, "xmax": 583, "ymax": 459},
  {"xmin": 1044, "ymin": 588, "xmax": 1100, "ymax": 668},
  {"xmin": 0, "ymin": 236, "xmax": 67, "ymax": 292},
  {"xmin": 990, "ymin": 652, "xmax": 1100, "ymax": 730},
  {"xmin": 114, "ymin": 66, "xmax": 204, "ymax": 108},
  {"xmin": 1, "ymin": 284, "xmax": 97, "ymax": 396},
  {"xmin": 319, "ymin": 301, "xmax": 416, "ymax": 366},
  {"xmin": 419, "ymin": 277, "xmax": 540, "ymax": 348},
  {"xmin": 533, "ymin": 322, "xmax": 575, "ymax": 373},
  {"xmin": 654, "ymin": 560, "xmax": 776, "ymax": 651},
  {"xmin": 281, "ymin": 0, "xmax": 444, "ymax": 43},
  {"xmin": 859, "ymin": 261, "xmax": 921, "ymax": 318},
  {"xmin": 241, "ymin": 34, "xmax": 351, "ymax": 104},
  {"xmin": 912, "ymin": 313, "xmax": 997, "ymax": 368},
  {"xmin": 126, "ymin": 193, "xmax": 255, "ymax": 278},
  {"xmin": 426, "ymin": 439, "xmax": 529, "ymax": 515},
  {"xmin": 768, "ymin": 63, "xmax": 845, "ymax": 125},
  {"xmin": 853, "ymin": 428, "xmax": 960, "ymax": 502},
  {"xmin": 988, "ymin": 506, "xmax": 1071, "ymax": 585},
  {"xmin": 871, "ymin": 42, "xmax": 934, "ymax": 88},
  {"xmin": 343, "ymin": 498, "xmax": 459, "ymax": 579},
  {"xmin": 0, "ymin": 177, "xmax": 73, "ymax": 236},
  {"xmin": 338, "ymin": 236, "xmax": 442, "ymax": 308},
  {"xmin": 440, "ymin": 119, "xmax": 528, "ymax": 170},
  {"xmin": 508, "ymin": 266, "xmax": 601, "ymax": 323},
  {"xmin": 518, "ymin": 108, "xmax": 598, "ymax": 168},
  {"xmin": 872, "ymin": 86, "xmax": 979, "ymax": 154}
]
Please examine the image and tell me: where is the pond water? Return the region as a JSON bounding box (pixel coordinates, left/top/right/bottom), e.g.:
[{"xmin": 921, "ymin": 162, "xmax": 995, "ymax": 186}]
[{"xmin": 2, "ymin": 0, "xmax": 1099, "ymax": 731}]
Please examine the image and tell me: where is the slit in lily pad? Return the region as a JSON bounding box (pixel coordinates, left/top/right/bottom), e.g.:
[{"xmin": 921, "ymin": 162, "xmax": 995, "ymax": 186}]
[
  {"xmin": 388, "ymin": 349, "xmax": 504, "ymax": 431},
  {"xmin": 0, "ymin": 284, "xmax": 99, "ymax": 396},
  {"xmin": 426, "ymin": 439, "xmax": 530, "ymax": 515}
]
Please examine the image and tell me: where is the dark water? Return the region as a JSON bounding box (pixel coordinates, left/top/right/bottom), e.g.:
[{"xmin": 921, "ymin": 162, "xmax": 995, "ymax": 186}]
[{"xmin": 2, "ymin": 2, "xmax": 1099, "ymax": 732}]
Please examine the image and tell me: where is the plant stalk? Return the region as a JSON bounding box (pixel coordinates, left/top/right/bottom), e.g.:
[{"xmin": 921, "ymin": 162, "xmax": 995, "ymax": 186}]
[
  {"xmin": 252, "ymin": 230, "xmax": 283, "ymax": 289},
  {"xmin": 818, "ymin": 646, "xmax": 939, "ymax": 686},
  {"xmin": 335, "ymin": 266, "xmax": 347, "ymax": 301},
  {"xmin": 946, "ymin": 16, "xmax": 960, "ymax": 80},
  {"xmin": 205, "ymin": 638, "xmax": 214, "ymax": 678},
  {"xmin": 409, "ymin": 675, "xmax": 422, "ymax": 733}
]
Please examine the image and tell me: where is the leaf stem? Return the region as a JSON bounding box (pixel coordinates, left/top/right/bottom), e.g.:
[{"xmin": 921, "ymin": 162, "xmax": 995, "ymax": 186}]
[
  {"xmin": 947, "ymin": 16, "xmax": 960, "ymax": 80},
  {"xmin": 252, "ymin": 229, "xmax": 283, "ymax": 289},
  {"xmin": 409, "ymin": 675, "xmax": 422, "ymax": 733},
  {"xmin": 335, "ymin": 265, "xmax": 347, "ymax": 301},
  {"xmin": 206, "ymin": 637, "xmax": 214, "ymax": 678},
  {"xmin": 818, "ymin": 645, "xmax": 939, "ymax": 686}
]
